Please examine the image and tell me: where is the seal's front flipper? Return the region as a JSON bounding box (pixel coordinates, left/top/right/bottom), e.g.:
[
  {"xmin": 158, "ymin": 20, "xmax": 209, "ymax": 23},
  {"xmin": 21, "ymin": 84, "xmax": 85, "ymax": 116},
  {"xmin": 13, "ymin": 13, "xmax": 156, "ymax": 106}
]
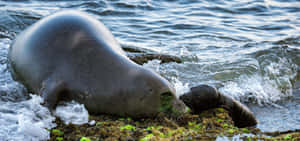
[{"xmin": 40, "ymin": 79, "xmax": 67, "ymax": 110}]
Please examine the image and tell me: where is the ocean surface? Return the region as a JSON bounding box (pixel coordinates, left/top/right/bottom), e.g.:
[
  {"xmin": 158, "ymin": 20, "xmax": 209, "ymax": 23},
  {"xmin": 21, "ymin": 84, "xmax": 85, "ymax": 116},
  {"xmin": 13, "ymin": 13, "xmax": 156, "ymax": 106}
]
[{"xmin": 0, "ymin": 0, "xmax": 299, "ymax": 140}]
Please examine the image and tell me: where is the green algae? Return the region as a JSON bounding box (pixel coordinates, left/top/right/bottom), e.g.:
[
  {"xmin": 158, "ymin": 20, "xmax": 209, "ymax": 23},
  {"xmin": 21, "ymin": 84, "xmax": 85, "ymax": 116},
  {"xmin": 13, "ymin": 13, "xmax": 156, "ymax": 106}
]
[
  {"xmin": 55, "ymin": 137, "xmax": 63, "ymax": 141},
  {"xmin": 80, "ymin": 137, "xmax": 91, "ymax": 141},
  {"xmin": 227, "ymin": 129, "xmax": 234, "ymax": 134},
  {"xmin": 139, "ymin": 134, "xmax": 154, "ymax": 141},
  {"xmin": 120, "ymin": 124, "xmax": 136, "ymax": 131},
  {"xmin": 51, "ymin": 129, "xmax": 64, "ymax": 136},
  {"xmin": 284, "ymin": 134, "xmax": 292, "ymax": 140},
  {"xmin": 145, "ymin": 126, "xmax": 162, "ymax": 131},
  {"xmin": 119, "ymin": 117, "xmax": 132, "ymax": 121},
  {"xmin": 242, "ymin": 128, "xmax": 250, "ymax": 133},
  {"xmin": 49, "ymin": 108, "xmax": 300, "ymax": 141},
  {"xmin": 159, "ymin": 92, "xmax": 186, "ymax": 117},
  {"xmin": 95, "ymin": 121, "xmax": 103, "ymax": 126},
  {"xmin": 159, "ymin": 92, "xmax": 175, "ymax": 114}
]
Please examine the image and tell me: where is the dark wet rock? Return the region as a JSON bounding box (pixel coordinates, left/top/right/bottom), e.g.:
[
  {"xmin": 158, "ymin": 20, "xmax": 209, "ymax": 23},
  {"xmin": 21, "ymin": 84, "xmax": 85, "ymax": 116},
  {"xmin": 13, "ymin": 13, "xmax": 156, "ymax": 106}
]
[
  {"xmin": 128, "ymin": 53, "xmax": 182, "ymax": 65},
  {"xmin": 122, "ymin": 45, "xmax": 150, "ymax": 53},
  {"xmin": 122, "ymin": 45, "xmax": 182, "ymax": 64}
]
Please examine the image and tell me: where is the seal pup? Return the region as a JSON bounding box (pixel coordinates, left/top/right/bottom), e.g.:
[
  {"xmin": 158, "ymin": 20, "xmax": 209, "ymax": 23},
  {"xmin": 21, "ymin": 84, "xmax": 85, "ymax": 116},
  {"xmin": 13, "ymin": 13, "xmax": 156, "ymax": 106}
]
[{"xmin": 180, "ymin": 85, "xmax": 258, "ymax": 128}]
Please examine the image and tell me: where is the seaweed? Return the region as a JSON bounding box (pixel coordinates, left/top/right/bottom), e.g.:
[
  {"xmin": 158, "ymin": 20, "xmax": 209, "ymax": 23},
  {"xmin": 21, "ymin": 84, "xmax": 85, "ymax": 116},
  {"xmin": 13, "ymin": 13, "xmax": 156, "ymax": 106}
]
[{"xmin": 49, "ymin": 108, "xmax": 300, "ymax": 141}]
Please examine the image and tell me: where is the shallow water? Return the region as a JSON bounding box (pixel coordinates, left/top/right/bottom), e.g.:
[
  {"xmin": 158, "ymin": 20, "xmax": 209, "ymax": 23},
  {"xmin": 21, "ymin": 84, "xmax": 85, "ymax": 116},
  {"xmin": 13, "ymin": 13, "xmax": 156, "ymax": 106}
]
[{"xmin": 0, "ymin": 0, "xmax": 299, "ymax": 140}]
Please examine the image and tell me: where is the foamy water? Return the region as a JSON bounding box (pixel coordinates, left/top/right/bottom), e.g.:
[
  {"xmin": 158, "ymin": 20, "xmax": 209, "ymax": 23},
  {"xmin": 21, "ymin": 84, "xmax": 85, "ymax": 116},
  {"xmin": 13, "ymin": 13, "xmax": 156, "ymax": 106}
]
[
  {"xmin": 0, "ymin": 95, "xmax": 55, "ymax": 141},
  {"xmin": 54, "ymin": 101, "xmax": 89, "ymax": 125},
  {"xmin": 0, "ymin": 95, "xmax": 91, "ymax": 141}
]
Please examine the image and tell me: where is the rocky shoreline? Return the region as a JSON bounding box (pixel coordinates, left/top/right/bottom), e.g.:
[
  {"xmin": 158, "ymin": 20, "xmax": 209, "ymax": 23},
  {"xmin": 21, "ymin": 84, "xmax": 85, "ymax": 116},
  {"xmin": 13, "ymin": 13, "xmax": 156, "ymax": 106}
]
[
  {"xmin": 49, "ymin": 108, "xmax": 300, "ymax": 141},
  {"xmin": 46, "ymin": 49, "xmax": 299, "ymax": 141}
]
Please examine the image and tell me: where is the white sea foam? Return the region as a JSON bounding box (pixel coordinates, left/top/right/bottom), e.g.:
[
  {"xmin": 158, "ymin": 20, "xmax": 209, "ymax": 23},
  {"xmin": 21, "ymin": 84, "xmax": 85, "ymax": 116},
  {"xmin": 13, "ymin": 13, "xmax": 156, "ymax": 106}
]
[
  {"xmin": 219, "ymin": 56, "xmax": 297, "ymax": 105},
  {"xmin": 171, "ymin": 77, "xmax": 190, "ymax": 98},
  {"xmin": 0, "ymin": 95, "xmax": 56, "ymax": 141},
  {"xmin": 216, "ymin": 134, "xmax": 255, "ymax": 141},
  {"xmin": 54, "ymin": 100, "xmax": 89, "ymax": 125},
  {"xmin": 0, "ymin": 94, "xmax": 91, "ymax": 141},
  {"xmin": 219, "ymin": 74, "xmax": 283, "ymax": 105},
  {"xmin": 143, "ymin": 59, "xmax": 161, "ymax": 72}
]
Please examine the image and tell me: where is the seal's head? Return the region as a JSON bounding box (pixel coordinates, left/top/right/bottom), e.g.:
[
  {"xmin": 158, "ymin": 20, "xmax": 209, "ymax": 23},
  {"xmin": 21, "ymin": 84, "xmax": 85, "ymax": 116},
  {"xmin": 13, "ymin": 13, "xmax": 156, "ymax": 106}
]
[{"xmin": 123, "ymin": 67, "xmax": 186, "ymax": 118}]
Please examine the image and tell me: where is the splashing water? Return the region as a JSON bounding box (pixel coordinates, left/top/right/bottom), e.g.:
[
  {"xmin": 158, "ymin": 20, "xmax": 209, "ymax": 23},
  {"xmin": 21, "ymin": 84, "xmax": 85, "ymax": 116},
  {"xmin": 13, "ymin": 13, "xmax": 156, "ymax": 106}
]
[
  {"xmin": 0, "ymin": 94, "xmax": 91, "ymax": 141},
  {"xmin": 171, "ymin": 77, "xmax": 190, "ymax": 98},
  {"xmin": 54, "ymin": 101, "xmax": 89, "ymax": 125},
  {"xmin": 219, "ymin": 55, "xmax": 297, "ymax": 106},
  {"xmin": 0, "ymin": 95, "xmax": 55, "ymax": 141},
  {"xmin": 219, "ymin": 74, "xmax": 284, "ymax": 105},
  {"xmin": 143, "ymin": 59, "xmax": 161, "ymax": 72}
]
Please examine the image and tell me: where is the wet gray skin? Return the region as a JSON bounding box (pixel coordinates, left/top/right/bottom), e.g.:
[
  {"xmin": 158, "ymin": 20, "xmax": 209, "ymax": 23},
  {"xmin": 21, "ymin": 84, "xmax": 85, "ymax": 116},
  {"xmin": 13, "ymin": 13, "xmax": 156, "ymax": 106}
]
[{"xmin": 8, "ymin": 10, "xmax": 185, "ymax": 118}]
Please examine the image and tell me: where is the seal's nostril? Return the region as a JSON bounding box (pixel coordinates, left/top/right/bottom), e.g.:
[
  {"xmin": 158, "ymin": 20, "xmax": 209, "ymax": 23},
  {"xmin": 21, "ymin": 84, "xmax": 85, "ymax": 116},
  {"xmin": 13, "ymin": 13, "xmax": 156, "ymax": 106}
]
[
  {"xmin": 149, "ymin": 88, "xmax": 153, "ymax": 92},
  {"xmin": 160, "ymin": 92, "xmax": 172, "ymax": 97}
]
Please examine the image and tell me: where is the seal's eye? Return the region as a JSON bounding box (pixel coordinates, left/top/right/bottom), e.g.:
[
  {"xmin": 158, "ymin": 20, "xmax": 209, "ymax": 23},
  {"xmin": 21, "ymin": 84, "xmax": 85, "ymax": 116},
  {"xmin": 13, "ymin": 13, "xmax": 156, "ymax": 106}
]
[{"xmin": 148, "ymin": 88, "xmax": 153, "ymax": 94}]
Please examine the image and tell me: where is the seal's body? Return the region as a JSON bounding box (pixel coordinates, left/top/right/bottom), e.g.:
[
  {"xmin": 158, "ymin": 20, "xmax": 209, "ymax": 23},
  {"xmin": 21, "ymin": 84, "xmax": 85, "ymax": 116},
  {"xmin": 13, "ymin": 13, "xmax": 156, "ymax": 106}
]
[{"xmin": 9, "ymin": 11, "xmax": 184, "ymax": 117}]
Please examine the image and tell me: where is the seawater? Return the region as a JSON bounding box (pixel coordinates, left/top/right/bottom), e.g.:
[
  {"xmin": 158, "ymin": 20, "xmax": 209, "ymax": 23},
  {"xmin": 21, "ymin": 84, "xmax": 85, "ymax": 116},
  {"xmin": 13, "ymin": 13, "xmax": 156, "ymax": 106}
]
[{"xmin": 0, "ymin": 0, "xmax": 299, "ymax": 140}]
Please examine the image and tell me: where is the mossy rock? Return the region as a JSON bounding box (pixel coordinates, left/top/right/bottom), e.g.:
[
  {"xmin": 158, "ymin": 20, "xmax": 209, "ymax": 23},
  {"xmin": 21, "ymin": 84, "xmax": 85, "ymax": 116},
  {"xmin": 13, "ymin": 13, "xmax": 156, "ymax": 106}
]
[{"xmin": 49, "ymin": 108, "xmax": 300, "ymax": 141}]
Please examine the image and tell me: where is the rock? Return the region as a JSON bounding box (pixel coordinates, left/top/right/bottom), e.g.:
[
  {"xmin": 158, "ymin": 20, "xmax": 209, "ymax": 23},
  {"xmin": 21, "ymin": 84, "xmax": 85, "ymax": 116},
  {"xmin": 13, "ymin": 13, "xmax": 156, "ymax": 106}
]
[{"xmin": 128, "ymin": 53, "xmax": 182, "ymax": 65}]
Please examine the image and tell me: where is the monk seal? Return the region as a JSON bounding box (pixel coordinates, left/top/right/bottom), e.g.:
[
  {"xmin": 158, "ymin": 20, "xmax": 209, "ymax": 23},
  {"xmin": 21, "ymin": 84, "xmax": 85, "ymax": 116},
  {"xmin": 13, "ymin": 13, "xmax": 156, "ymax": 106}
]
[
  {"xmin": 8, "ymin": 10, "xmax": 185, "ymax": 118},
  {"xmin": 180, "ymin": 85, "xmax": 258, "ymax": 128}
]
